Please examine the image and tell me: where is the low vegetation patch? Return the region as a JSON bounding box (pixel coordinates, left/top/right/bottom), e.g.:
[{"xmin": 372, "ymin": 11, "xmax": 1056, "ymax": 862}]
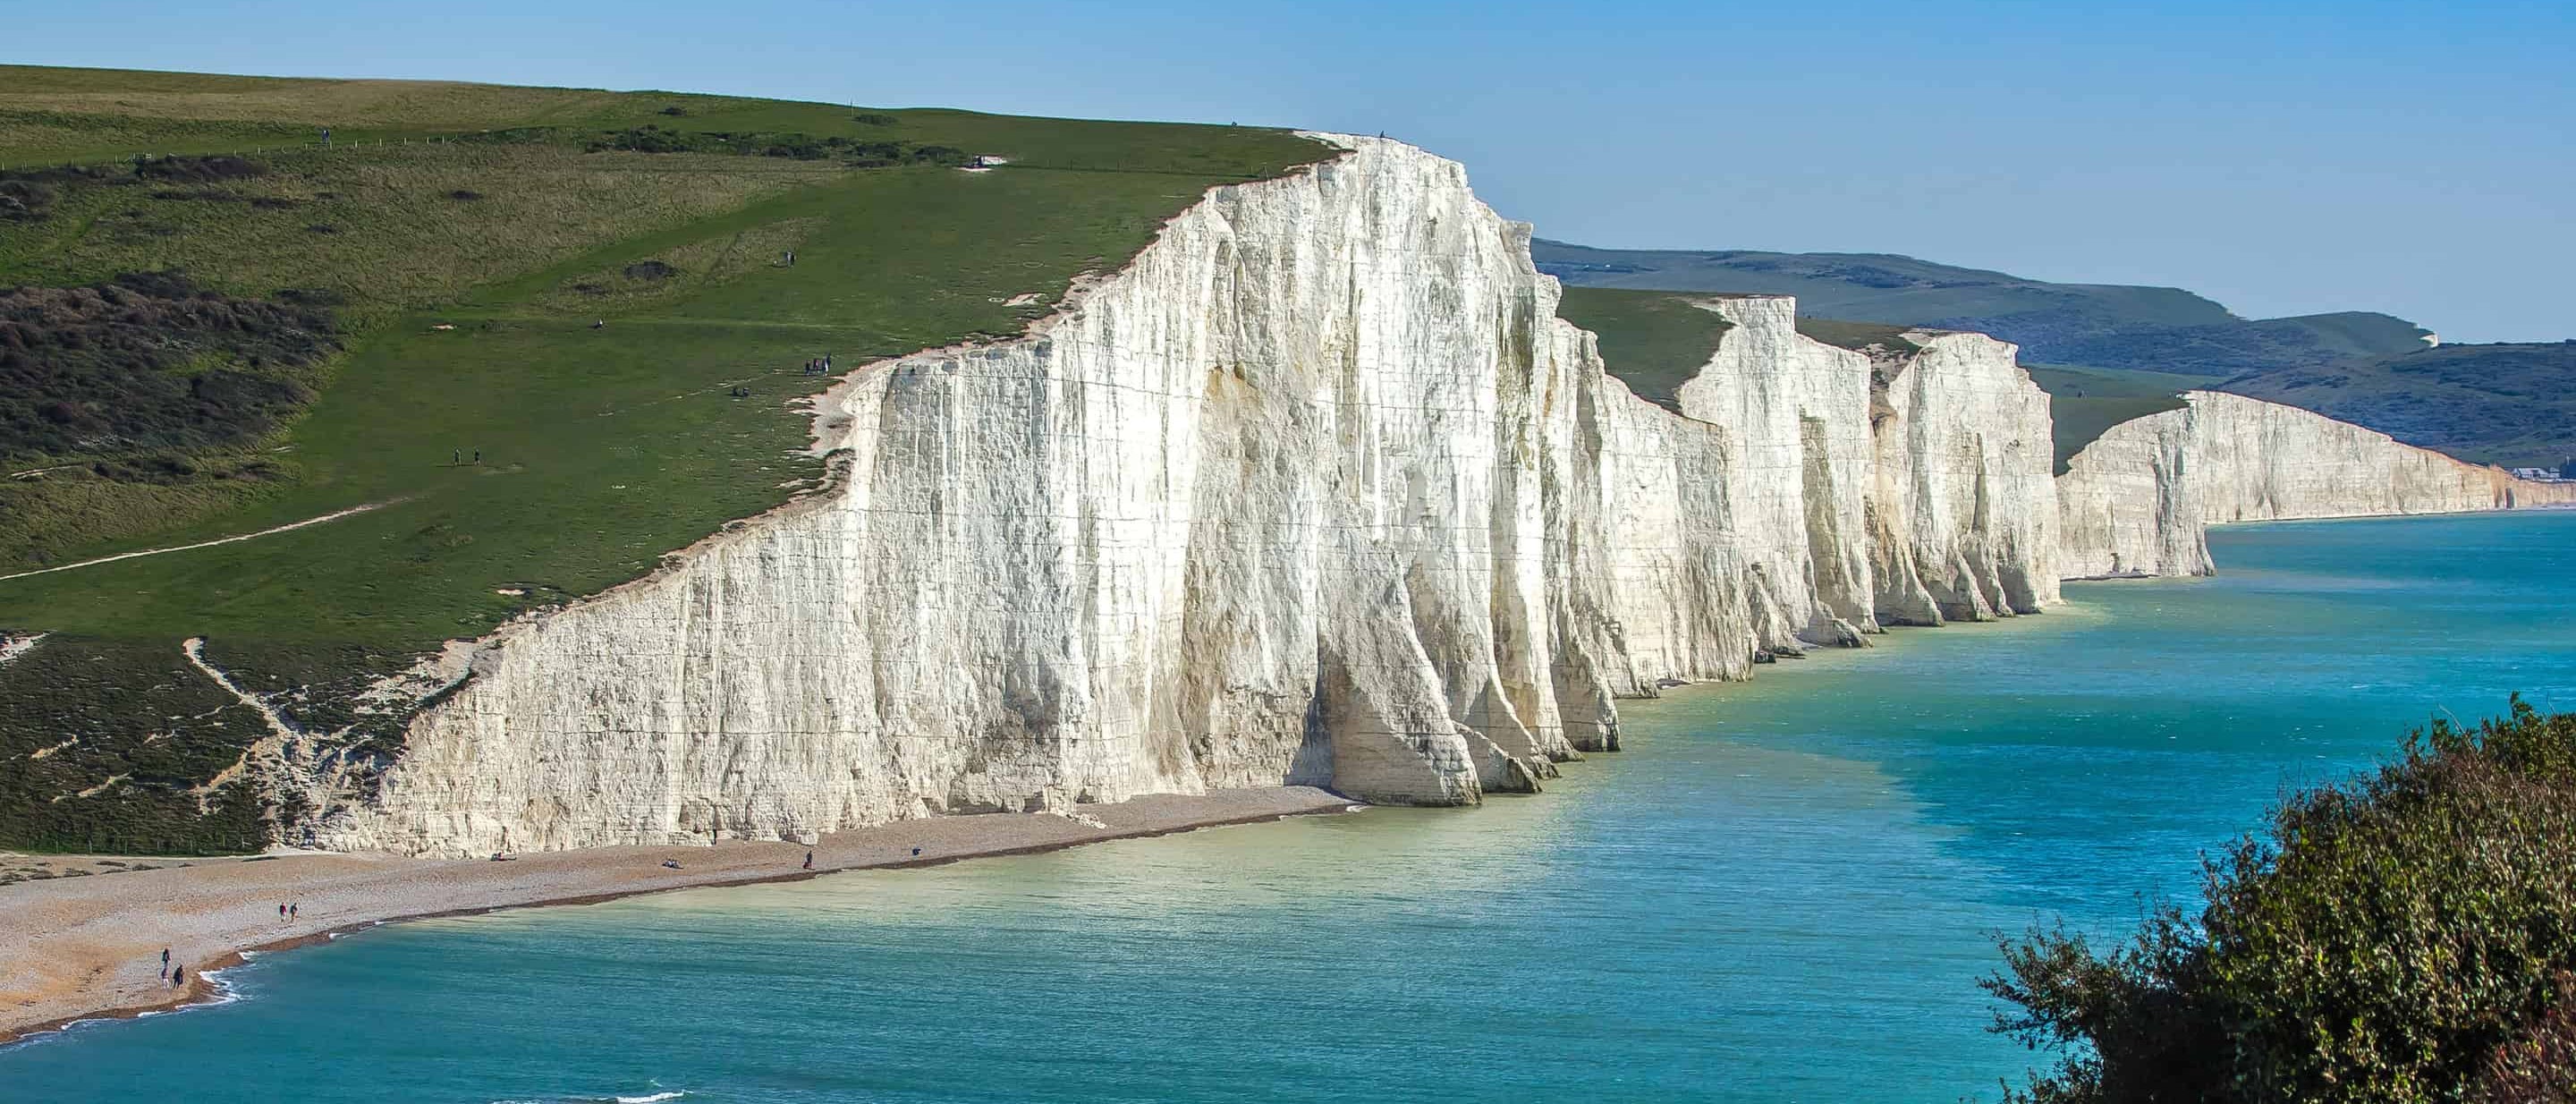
[
  {"xmin": 1555, "ymin": 286, "xmax": 1736, "ymax": 414},
  {"xmin": 527, "ymin": 217, "xmax": 819, "ymax": 315},
  {"xmin": 0, "ymin": 271, "xmax": 336, "ymax": 463},
  {"xmin": 2021, "ymin": 364, "xmax": 2196, "ymax": 472},
  {"xmin": 0, "ymin": 141, "xmax": 841, "ymax": 327},
  {"xmin": 1986, "ymin": 698, "xmax": 2576, "ymax": 1103},
  {"xmin": 586, "ymin": 123, "xmax": 971, "ymax": 166},
  {"xmin": 0, "ymin": 634, "xmax": 268, "ymax": 854},
  {"xmin": 1793, "ymin": 317, "xmax": 1920, "ymax": 359},
  {"xmin": 2224, "ymin": 341, "xmax": 2576, "ymax": 469}
]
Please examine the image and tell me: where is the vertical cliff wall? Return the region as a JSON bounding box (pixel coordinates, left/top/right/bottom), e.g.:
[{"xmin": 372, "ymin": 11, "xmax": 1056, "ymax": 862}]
[
  {"xmin": 302, "ymin": 137, "xmax": 2075, "ymax": 855},
  {"xmin": 2057, "ymin": 389, "xmax": 2576, "ymax": 578},
  {"xmin": 1629, "ymin": 302, "xmax": 2057, "ymax": 650},
  {"xmin": 292, "ymin": 133, "xmax": 2554, "ymax": 856},
  {"xmin": 314, "ymin": 139, "xmax": 1642, "ymax": 853},
  {"xmin": 1868, "ymin": 332, "xmax": 2061, "ymax": 624}
]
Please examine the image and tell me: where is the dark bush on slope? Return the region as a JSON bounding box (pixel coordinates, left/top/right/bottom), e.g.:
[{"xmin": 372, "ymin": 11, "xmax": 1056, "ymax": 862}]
[
  {"xmin": 0, "ymin": 271, "xmax": 336, "ymax": 463},
  {"xmin": 1985, "ymin": 698, "xmax": 2576, "ymax": 1103},
  {"xmin": 582, "ymin": 124, "xmax": 971, "ymax": 167}
]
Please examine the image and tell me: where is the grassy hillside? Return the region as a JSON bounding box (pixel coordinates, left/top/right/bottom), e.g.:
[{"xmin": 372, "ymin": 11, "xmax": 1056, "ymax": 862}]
[
  {"xmin": 1530, "ymin": 240, "xmax": 2433, "ymax": 377},
  {"xmin": 2024, "ymin": 365, "xmax": 2195, "ymax": 472},
  {"xmin": 1554, "ymin": 289, "xmax": 2156, "ymax": 472},
  {"xmin": 1537, "ymin": 241, "xmax": 2237, "ymax": 332},
  {"xmin": 1529, "ymin": 239, "xmax": 2576, "ymax": 468},
  {"xmin": 1554, "ymin": 287, "xmax": 1735, "ymax": 412},
  {"xmin": 0, "ymin": 65, "xmax": 1327, "ymax": 853},
  {"xmin": 2223, "ymin": 342, "xmax": 2576, "ymax": 469}
]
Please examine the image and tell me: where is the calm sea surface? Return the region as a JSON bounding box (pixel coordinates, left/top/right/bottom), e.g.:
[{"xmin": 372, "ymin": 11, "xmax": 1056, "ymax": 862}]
[{"xmin": 11, "ymin": 512, "xmax": 2576, "ymax": 1103}]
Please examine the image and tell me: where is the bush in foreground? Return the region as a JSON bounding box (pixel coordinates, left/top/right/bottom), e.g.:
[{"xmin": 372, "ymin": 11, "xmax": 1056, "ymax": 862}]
[{"xmin": 1986, "ymin": 697, "xmax": 2576, "ymax": 1103}]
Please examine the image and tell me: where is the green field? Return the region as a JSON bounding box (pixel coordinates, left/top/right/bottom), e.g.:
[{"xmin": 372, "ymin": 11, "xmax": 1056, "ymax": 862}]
[
  {"xmin": 1792, "ymin": 317, "xmax": 1920, "ymax": 359},
  {"xmin": 2222, "ymin": 342, "xmax": 2576, "ymax": 470},
  {"xmin": 1527, "ymin": 237, "xmax": 2576, "ymax": 468},
  {"xmin": 1530, "ymin": 238, "xmax": 2435, "ymax": 377},
  {"xmin": 2024, "ymin": 364, "xmax": 2197, "ymax": 472},
  {"xmin": 1553, "ymin": 286, "xmax": 1736, "ymax": 413},
  {"xmin": 0, "ymin": 65, "xmax": 1326, "ymax": 853},
  {"xmin": 1554, "ymin": 287, "xmax": 2190, "ymax": 471}
]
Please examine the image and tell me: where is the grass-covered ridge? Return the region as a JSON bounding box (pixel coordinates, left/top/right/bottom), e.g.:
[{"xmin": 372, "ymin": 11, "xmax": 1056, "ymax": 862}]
[
  {"xmin": 1555, "ymin": 286, "xmax": 1736, "ymax": 414},
  {"xmin": 1530, "ymin": 238, "xmax": 2576, "ymax": 470},
  {"xmin": 2222, "ymin": 341, "xmax": 2576, "ymax": 470},
  {"xmin": 0, "ymin": 64, "xmax": 1329, "ymax": 853},
  {"xmin": 2024, "ymin": 364, "xmax": 2196, "ymax": 473}
]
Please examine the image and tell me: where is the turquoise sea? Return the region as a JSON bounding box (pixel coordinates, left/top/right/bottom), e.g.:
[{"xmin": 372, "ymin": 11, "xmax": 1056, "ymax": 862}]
[{"xmin": 10, "ymin": 512, "xmax": 2576, "ymax": 1103}]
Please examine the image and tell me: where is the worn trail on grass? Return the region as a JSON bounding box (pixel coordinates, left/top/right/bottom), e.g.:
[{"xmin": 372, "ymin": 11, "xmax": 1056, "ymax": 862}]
[{"xmin": 0, "ymin": 502, "xmax": 398, "ymax": 584}]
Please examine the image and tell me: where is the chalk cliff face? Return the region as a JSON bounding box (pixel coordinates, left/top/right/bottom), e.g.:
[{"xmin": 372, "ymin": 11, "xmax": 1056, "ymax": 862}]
[
  {"xmin": 318, "ymin": 138, "xmax": 1617, "ymax": 853},
  {"xmin": 307, "ymin": 138, "xmax": 2077, "ymax": 855},
  {"xmin": 1868, "ymin": 332, "xmax": 2060, "ymax": 624},
  {"xmin": 2057, "ymin": 390, "xmax": 2576, "ymax": 578},
  {"xmin": 1643, "ymin": 303, "xmax": 2058, "ymax": 648},
  {"xmin": 311, "ymin": 133, "xmax": 2562, "ymax": 858}
]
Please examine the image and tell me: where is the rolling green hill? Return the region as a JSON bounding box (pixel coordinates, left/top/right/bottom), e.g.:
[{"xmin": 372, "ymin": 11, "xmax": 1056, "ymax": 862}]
[
  {"xmin": 1534, "ymin": 240, "xmax": 2571, "ymax": 469},
  {"xmin": 2222, "ymin": 342, "xmax": 2576, "ymax": 469},
  {"xmin": 1531, "ymin": 240, "xmax": 2433, "ymax": 376},
  {"xmin": 1552, "ymin": 287, "xmax": 1735, "ymax": 412},
  {"xmin": 1554, "ymin": 285, "xmax": 2190, "ymax": 471},
  {"xmin": 0, "ymin": 64, "xmax": 1326, "ymax": 853}
]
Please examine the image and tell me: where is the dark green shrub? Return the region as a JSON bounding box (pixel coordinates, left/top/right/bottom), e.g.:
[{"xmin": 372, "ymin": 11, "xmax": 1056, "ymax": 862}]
[
  {"xmin": 131, "ymin": 154, "xmax": 264, "ymax": 183},
  {"xmin": 0, "ymin": 179, "xmax": 55, "ymax": 222},
  {"xmin": 1987, "ymin": 698, "xmax": 2576, "ymax": 1103},
  {"xmin": 0, "ymin": 272, "xmax": 336, "ymax": 463}
]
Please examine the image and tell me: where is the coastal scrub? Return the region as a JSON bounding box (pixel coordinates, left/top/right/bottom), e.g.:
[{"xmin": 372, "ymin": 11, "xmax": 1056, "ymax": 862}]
[{"xmin": 1985, "ymin": 696, "xmax": 2576, "ymax": 1103}]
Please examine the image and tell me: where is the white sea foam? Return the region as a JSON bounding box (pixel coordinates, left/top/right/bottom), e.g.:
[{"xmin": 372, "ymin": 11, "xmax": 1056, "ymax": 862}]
[
  {"xmin": 612, "ymin": 1092, "xmax": 684, "ymax": 1103},
  {"xmin": 4, "ymin": 963, "xmax": 248, "ymax": 1050}
]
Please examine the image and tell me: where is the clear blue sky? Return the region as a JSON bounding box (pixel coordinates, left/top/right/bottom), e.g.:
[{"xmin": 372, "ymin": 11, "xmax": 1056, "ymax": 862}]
[{"xmin": 10, "ymin": 0, "xmax": 2572, "ymax": 342}]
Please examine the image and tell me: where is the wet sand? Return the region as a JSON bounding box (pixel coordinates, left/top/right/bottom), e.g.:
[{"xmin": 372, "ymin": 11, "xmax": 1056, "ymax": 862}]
[{"xmin": 0, "ymin": 786, "xmax": 1354, "ymax": 1045}]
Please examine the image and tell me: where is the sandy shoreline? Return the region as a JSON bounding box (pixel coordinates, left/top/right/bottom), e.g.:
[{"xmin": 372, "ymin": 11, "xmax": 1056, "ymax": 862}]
[{"xmin": 0, "ymin": 786, "xmax": 1353, "ymax": 1047}]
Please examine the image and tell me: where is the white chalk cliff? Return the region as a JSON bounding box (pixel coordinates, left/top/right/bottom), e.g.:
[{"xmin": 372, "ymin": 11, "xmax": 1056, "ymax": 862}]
[
  {"xmin": 307, "ymin": 137, "xmax": 2062, "ymax": 854},
  {"xmin": 2057, "ymin": 390, "xmax": 2576, "ymax": 578},
  {"xmin": 297, "ymin": 138, "xmax": 2564, "ymax": 856}
]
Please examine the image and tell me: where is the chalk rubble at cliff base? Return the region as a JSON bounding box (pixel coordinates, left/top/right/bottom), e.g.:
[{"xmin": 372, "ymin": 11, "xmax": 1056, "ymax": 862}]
[{"xmin": 175, "ymin": 135, "xmax": 2563, "ymax": 857}]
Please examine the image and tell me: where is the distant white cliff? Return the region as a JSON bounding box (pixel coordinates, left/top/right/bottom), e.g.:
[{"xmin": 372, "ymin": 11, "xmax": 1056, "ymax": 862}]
[{"xmin": 2056, "ymin": 390, "xmax": 2576, "ymax": 579}]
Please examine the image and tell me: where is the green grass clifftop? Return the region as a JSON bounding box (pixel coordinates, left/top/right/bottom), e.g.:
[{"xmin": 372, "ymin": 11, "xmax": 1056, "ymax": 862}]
[{"xmin": 0, "ymin": 65, "xmax": 1327, "ymax": 853}]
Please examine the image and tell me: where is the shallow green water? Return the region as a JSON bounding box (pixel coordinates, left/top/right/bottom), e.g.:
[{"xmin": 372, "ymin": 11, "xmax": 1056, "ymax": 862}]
[{"xmin": 10, "ymin": 512, "xmax": 2575, "ymax": 1102}]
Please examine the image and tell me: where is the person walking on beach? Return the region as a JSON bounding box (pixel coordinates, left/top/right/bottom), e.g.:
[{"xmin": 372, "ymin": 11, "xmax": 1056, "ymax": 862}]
[
  {"xmin": 290, "ymin": 903, "xmax": 299, "ymax": 921},
  {"xmin": 278, "ymin": 903, "xmax": 287, "ymax": 921},
  {"xmin": 802, "ymin": 851, "xmax": 814, "ymax": 870},
  {"xmin": 171, "ymin": 965, "xmax": 183, "ymax": 987}
]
